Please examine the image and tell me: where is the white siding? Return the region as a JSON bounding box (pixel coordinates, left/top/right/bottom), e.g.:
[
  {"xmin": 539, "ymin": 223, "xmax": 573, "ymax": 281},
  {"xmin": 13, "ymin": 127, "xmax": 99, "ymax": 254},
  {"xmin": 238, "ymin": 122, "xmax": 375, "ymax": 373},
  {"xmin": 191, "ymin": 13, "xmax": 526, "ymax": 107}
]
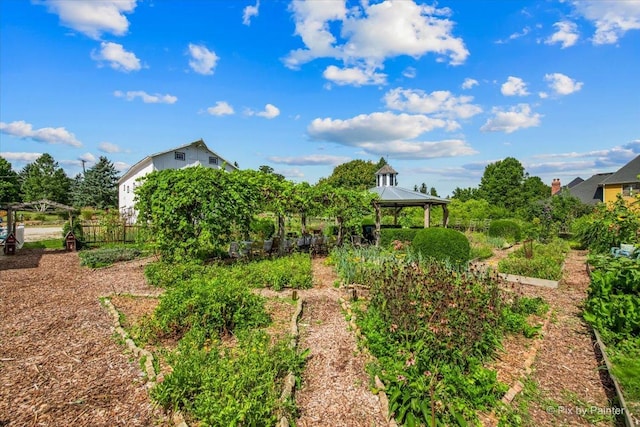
[{"xmin": 118, "ymin": 142, "xmax": 236, "ymax": 223}]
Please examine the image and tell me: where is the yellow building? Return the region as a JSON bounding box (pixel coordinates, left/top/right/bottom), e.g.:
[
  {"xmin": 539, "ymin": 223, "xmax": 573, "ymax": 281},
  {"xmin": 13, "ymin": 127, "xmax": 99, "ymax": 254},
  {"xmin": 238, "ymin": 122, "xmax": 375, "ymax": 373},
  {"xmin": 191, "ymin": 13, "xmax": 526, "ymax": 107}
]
[{"xmin": 600, "ymin": 155, "xmax": 640, "ymax": 204}]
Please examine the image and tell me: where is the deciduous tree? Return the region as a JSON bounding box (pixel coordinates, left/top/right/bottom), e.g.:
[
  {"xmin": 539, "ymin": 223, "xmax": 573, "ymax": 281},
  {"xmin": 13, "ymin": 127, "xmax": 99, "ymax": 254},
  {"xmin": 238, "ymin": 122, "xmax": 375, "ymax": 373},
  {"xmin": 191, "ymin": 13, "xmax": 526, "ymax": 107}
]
[
  {"xmin": 20, "ymin": 153, "xmax": 71, "ymax": 204},
  {"xmin": 0, "ymin": 156, "xmax": 21, "ymax": 204}
]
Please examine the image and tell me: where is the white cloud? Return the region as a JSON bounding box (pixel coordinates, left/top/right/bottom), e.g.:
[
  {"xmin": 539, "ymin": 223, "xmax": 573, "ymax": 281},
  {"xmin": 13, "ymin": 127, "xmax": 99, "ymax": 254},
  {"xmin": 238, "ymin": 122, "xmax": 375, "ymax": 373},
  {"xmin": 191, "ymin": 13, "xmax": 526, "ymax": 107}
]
[
  {"xmin": 383, "ymin": 88, "xmax": 482, "ymax": 119},
  {"xmin": 267, "ymin": 154, "xmax": 351, "ymax": 166},
  {"xmin": 243, "ymin": 1, "xmax": 260, "ymax": 25},
  {"xmin": 0, "ymin": 152, "xmax": 43, "ymax": 163},
  {"xmin": 358, "ymin": 139, "xmax": 477, "ymax": 159},
  {"xmin": 187, "ymin": 43, "xmax": 219, "ymax": 75},
  {"xmin": 538, "ymin": 92, "xmax": 549, "ymax": 99},
  {"xmin": 113, "ymin": 161, "xmax": 130, "ymax": 172},
  {"xmin": 532, "ymin": 140, "xmax": 640, "ymax": 166},
  {"xmin": 402, "ymin": 67, "xmax": 417, "ymax": 78},
  {"xmin": 79, "ymin": 152, "xmax": 96, "ymax": 163},
  {"xmin": 278, "ymin": 168, "xmax": 305, "ymax": 178},
  {"xmin": 98, "ymin": 142, "xmax": 123, "ymax": 153},
  {"xmin": 0, "ymin": 120, "xmax": 82, "ymax": 147},
  {"xmin": 545, "ymin": 21, "xmax": 579, "ymax": 48},
  {"xmin": 572, "ymin": 0, "xmax": 640, "ymax": 45},
  {"xmin": 322, "ymin": 65, "xmax": 386, "ymax": 86},
  {"xmin": 544, "ymin": 73, "xmax": 583, "ymax": 95},
  {"xmin": 114, "ymin": 90, "xmax": 177, "ymax": 104},
  {"xmin": 496, "ymin": 26, "xmax": 531, "ymax": 44},
  {"xmin": 480, "ymin": 104, "xmax": 542, "ymax": 133},
  {"xmin": 91, "ymin": 42, "xmax": 141, "ymax": 72},
  {"xmin": 308, "ymin": 112, "xmax": 450, "ymax": 144},
  {"xmin": 40, "ymin": 0, "xmax": 136, "ymax": 39},
  {"xmin": 501, "ymin": 76, "xmax": 529, "ymax": 96},
  {"xmin": 461, "ymin": 78, "xmax": 478, "ymax": 90},
  {"xmin": 207, "ymin": 101, "xmax": 235, "ymax": 116},
  {"xmin": 285, "ymin": 0, "xmax": 468, "ymax": 86},
  {"xmin": 247, "ymin": 104, "xmax": 280, "ymax": 119}
]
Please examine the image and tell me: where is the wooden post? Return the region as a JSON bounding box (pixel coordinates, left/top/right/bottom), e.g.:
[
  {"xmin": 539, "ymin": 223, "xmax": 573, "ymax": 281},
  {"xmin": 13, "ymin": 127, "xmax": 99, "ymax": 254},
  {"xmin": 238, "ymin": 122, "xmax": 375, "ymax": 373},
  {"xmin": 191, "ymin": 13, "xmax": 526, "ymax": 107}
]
[
  {"xmin": 424, "ymin": 204, "xmax": 431, "ymax": 228},
  {"xmin": 292, "ymin": 290, "xmax": 298, "ymax": 301},
  {"xmin": 374, "ymin": 202, "xmax": 381, "ymax": 247},
  {"xmin": 6, "ymin": 206, "xmax": 13, "ymax": 236},
  {"xmin": 442, "ymin": 204, "xmax": 449, "ymax": 228}
]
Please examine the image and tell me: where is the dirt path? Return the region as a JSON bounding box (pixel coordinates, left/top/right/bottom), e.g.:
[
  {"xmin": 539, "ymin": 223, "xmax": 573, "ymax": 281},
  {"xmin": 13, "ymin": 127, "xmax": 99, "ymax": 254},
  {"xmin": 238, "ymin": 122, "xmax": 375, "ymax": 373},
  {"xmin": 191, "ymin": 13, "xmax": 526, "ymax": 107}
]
[
  {"xmin": 291, "ymin": 258, "xmax": 387, "ymax": 426},
  {"xmin": 508, "ymin": 250, "xmax": 615, "ymax": 426},
  {"xmin": 0, "ymin": 249, "xmax": 167, "ymax": 426}
]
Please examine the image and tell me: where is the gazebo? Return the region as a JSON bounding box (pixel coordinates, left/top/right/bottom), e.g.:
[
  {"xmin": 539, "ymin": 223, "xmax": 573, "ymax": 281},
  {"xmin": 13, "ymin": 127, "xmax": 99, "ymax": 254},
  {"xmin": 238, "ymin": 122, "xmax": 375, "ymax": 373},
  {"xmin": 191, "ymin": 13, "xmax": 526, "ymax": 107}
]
[{"xmin": 369, "ymin": 165, "xmax": 450, "ymax": 245}]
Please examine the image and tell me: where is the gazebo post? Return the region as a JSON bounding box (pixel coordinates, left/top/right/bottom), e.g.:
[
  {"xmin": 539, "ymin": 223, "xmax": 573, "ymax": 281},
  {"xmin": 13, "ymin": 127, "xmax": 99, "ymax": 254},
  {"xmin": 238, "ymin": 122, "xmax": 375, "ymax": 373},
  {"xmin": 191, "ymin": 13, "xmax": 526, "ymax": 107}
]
[
  {"xmin": 374, "ymin": 202, "xmax": 381, "ymax": 246},
  {"xmin": 423, "ymin": 204, "xmax": 431, "ymax": 228},
  {"xmin": 443, "ymin": 205, "xmax": 449, "ymax": 227},
  {"xmin": 7, "ymin": 206, "xmax": 13, "ymax": 235}
]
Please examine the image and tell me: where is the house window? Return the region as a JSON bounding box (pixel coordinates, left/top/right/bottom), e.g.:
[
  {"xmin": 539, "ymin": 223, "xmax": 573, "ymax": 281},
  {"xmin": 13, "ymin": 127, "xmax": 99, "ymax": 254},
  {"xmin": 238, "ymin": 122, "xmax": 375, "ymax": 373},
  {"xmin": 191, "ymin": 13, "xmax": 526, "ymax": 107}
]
[
  {"xmin": 175, "ymin": 151, "xmax": 186, "ymax": 161},
  {"xmin": 209, "ymin": 156, "xmax": 218, "ymax": 165},
  {"xmin": 623, "ymin": 183, "xmax": 640, "ymax": 197}
]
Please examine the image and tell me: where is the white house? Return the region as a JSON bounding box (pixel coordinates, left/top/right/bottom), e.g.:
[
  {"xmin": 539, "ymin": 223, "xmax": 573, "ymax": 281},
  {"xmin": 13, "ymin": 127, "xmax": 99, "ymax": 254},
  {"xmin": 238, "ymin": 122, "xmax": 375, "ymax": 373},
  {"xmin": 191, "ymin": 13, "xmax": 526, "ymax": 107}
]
[{"xmin": 118, "ymin": 139, "xmax": 238, "ymax": 223}]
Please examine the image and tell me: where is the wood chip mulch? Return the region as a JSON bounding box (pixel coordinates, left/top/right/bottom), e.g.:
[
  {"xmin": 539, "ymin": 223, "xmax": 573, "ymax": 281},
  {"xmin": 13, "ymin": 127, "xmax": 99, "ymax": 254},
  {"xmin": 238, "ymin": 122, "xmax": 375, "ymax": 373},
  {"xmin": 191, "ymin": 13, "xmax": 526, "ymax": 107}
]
[
  {"xmin": 504, "ymin": 250, "xmax": 617, "ymax": 426},
  {"xmin": 292, "ymin": 258, "xmax": 388, "ymax": 427},
  {"xmin": 0, "ymin": 249, "xmax": 169, "ymax": 427}
]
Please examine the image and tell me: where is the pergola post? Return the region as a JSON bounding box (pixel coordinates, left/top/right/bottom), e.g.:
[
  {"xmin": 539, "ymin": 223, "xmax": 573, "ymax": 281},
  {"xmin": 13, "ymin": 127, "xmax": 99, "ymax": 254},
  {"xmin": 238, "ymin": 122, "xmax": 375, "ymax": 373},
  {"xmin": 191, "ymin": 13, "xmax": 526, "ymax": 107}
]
[
  {"xmin": 374, "ymin": 202, "xmax": 381, "ymax": 246},
  {"xmin": 423, "ymin": 204, "xmax": 431, "ymax": 228}
]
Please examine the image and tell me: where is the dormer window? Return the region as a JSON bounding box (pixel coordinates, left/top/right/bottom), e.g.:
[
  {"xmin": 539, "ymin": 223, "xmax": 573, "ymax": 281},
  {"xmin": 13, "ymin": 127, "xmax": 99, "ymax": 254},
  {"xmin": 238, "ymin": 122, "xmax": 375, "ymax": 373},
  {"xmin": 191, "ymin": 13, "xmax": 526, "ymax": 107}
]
[
  {"xmin": 209, "ymin": 156, "xmax": 218, "ymax": 165},
  {"xmin": 175, "ymin": 151, "xmax": 186, "ymax": 161}
]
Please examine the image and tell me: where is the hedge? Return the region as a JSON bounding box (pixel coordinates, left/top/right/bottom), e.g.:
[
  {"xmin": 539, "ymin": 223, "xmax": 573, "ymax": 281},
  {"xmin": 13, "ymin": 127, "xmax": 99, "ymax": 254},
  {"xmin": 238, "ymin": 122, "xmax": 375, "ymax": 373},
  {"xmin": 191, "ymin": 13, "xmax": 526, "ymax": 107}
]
[{"xmin": 412, "ymin": 228, "xmax": 470, "ymax": 266}]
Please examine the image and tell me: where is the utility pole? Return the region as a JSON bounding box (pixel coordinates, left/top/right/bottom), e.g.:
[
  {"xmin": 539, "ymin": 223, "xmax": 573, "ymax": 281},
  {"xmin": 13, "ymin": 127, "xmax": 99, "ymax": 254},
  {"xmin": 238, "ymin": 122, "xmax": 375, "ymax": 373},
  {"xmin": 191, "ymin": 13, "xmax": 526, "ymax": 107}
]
[{"xmin": 80, "ymin": 159, "xmax": 86, "ymax": 174}]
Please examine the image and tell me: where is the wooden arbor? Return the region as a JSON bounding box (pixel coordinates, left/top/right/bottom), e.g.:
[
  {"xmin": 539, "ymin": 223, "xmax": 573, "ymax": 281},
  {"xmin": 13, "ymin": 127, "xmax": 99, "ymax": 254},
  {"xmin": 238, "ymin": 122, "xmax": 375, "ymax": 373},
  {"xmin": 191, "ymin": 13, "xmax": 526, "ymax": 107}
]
[{"xmin": 2, "ymin": 199, "xmax": 76, "ymax": 238}]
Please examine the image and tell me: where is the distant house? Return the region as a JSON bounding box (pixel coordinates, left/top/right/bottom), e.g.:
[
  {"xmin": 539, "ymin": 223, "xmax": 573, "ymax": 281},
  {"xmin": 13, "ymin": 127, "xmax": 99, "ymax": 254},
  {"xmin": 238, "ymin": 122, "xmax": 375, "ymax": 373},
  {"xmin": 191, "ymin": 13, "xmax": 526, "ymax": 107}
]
[
  {"xmin": 118, "ymin": 139, "xmax": 237, "ymax": 222},
  {"xmin": 565, "ymin": 154, "xmax": 640, "ymax": 206},
  {"xmin": 599, "ymin": 154, "xmax": 640, "ymax": 204},
  {"xmin": 565, "ymin": 173, "xmax": 613, "ymax": 205}
]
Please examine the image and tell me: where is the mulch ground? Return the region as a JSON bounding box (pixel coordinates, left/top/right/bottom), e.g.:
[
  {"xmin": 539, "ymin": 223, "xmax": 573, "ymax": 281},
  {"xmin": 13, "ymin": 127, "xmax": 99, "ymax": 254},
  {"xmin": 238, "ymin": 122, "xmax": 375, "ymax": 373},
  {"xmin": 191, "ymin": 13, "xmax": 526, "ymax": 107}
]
[
  {"xmin": 0, "ymin": 248, "xmax": 620, "ymax": 426},
  {"xmin": 0, "ymin": 249, "xmax": 168, "ymax": 427}
]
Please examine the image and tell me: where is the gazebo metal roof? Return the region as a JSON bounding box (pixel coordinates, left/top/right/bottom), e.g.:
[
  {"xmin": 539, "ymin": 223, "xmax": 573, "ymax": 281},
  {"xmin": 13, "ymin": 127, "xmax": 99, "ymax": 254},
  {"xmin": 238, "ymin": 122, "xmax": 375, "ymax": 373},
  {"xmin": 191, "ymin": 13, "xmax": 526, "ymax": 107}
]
[{"xmin": 369, "ymin": 186, "xmax": 450, "ymax": 207}]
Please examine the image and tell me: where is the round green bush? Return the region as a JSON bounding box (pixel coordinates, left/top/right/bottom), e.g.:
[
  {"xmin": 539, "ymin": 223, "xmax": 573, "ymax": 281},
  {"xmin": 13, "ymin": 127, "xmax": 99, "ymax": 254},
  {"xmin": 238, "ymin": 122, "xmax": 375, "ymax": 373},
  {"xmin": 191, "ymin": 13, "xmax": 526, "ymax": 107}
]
[
  {"xmin": 488, "ymin": 220, "xmax": 522, "ymax": 243},
  {"xmin": 411, "ymin": 228, "xmax": 470, "ymax": 266}
]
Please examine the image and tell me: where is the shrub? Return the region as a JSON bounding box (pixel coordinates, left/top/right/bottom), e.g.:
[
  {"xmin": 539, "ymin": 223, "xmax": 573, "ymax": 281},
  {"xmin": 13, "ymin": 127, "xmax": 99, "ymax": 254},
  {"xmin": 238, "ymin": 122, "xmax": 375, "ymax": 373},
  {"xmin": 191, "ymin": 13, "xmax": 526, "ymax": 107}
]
[
  {"xmin": 379, "ymin": 228, "xmax": 419, "ymax": 248},
  {"xmin": 411, "ymin": 228, "xmax": 470, "ymax": 266},
  {"xmin": 235, "ymin": 253, "xmax": 313, "ymax": 290},
  {"xmin": 488, "ymin": 220, "xmax": 522, "ymax": 243},
  {"xmin": 79, "ymin": 245, "xmax": 144, "ymax": 268}
]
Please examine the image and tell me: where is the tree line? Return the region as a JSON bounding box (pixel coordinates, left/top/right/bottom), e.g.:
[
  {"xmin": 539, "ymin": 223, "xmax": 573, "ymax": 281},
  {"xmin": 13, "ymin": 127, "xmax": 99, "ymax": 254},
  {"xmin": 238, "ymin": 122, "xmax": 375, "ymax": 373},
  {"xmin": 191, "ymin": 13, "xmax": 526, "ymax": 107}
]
[{"xmin": 0, "ymin": 154, "xmax": 119, "ymax": 209}]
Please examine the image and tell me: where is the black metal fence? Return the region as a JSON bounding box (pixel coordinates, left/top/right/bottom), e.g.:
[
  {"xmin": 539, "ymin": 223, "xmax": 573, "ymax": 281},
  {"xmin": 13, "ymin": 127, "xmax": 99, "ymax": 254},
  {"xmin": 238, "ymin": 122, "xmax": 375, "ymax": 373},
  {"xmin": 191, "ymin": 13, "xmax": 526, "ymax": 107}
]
[{"xmin": 81, "ymin": 222, "xmax": 141, "ymax": 244}]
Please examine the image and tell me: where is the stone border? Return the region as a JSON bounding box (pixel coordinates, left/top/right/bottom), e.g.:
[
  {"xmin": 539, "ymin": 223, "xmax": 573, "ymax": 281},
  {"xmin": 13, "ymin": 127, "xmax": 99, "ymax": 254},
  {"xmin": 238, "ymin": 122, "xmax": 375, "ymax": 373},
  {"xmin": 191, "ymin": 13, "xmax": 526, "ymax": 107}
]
[
  {"xmin": 339, "ymin": 294, "xmax": 398, "ymax": 427},
  {"xmin": 500, "ymin": 308, "xmax": 553, "ymax": 404},
  {"xmin": 498, "ymin": 273, "xmax": 559, "ymax": 289},
  {"xmin": 100, "ymin": 294, "xmax": 188, "ymax": 427},
  {"xmin": 278, "ymin": 296, "xmax": 305, "ymax": 427}
]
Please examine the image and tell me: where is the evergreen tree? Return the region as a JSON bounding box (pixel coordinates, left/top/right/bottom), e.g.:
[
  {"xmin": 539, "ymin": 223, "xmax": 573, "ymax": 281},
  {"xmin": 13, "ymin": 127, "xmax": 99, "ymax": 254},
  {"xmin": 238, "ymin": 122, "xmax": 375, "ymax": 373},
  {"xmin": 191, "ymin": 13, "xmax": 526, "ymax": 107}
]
[
  {"xmin": 20, "ymin": 153, "xmax": 71, "ymax": 204},
  {"xmin": 75, "ymin": 156, "xmax": 119, "ymax": 209},
  {"xmin": 0, "ymin": 156, "xmax": 21, "ymax": 204}
]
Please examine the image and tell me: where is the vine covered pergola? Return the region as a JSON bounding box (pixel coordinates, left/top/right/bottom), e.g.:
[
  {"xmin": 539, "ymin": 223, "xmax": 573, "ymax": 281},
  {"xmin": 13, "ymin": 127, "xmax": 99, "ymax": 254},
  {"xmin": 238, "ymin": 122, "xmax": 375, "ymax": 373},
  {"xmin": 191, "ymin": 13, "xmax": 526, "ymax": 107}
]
[{"xmin": 369, "ymin": 165, "xmax": 450, "ymax": 245}]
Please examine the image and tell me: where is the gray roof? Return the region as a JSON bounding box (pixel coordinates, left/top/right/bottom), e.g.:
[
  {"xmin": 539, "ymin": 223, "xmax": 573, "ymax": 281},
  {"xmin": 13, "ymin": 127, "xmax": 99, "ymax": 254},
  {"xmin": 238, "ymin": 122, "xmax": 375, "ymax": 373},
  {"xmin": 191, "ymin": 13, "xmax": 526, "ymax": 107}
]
[
  {"xmin": 369, "ymin": 186, "xmax": 450, "ymax": 206},
  {"xmin": 600, "ymin": 155, "xmax": 640, "ymax": 185},
  {"xmin": 566, "ymin": 177, "xmax": 584, "ymax": 188},
  {"xmin": 375, "ymin": 164, "xmax": 398, "ymax": 175},
  {"xmin": 567, "ymin": 173, "xmax": 612, "ymax": 205}
]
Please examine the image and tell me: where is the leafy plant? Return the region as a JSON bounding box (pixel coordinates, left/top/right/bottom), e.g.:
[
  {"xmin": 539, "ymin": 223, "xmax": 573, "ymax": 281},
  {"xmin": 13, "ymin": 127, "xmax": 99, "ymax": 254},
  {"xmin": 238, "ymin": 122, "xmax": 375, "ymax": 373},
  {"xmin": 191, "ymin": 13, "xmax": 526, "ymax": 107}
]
[{"xmin": 498, "ymin": 239, "xmax": 569, "ymax": 280}]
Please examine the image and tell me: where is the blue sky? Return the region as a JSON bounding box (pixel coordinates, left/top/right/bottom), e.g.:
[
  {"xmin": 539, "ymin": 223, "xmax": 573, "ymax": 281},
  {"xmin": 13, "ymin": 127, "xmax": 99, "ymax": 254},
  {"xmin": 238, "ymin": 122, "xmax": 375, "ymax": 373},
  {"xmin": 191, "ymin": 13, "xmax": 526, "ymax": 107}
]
[{"xmin": 1, "ymin": 0, "xmax": 639, "ymax": 197}]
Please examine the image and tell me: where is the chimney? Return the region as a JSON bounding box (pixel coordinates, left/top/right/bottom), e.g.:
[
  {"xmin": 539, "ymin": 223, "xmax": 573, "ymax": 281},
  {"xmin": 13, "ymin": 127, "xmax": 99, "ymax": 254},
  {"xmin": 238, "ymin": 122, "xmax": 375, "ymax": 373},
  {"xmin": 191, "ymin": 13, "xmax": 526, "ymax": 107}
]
[{"xmin": 551, "ymin": 178, "xmax": 561, "ymax": 195}]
